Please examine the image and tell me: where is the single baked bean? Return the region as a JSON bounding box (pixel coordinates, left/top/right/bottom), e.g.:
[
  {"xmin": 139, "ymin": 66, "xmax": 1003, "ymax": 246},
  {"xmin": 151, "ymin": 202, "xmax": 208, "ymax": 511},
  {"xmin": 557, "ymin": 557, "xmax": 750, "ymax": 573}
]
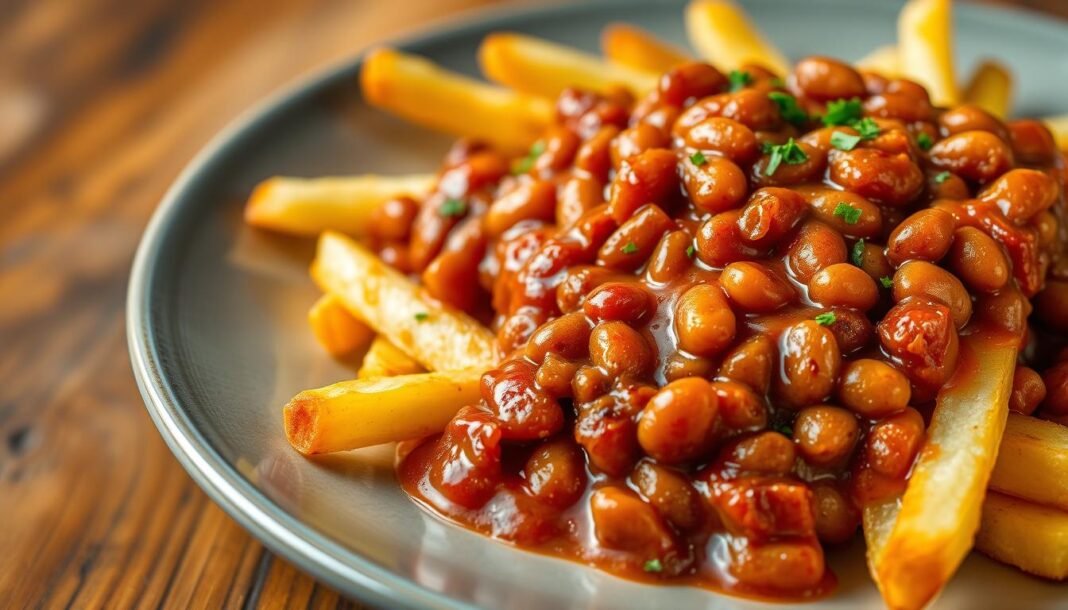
[
  {"xmin": 572, "ymin": 364, "xmax": 609, "ymax": 403},
  {"xmin": 811, "ymin": 483, "xmax": 860, "ymax": 544},
  {"xmin": 483, "ymin": 361, "xmax": 565, "ymax": 441},
  {"xmin": 776, "ymin": 320, "xmax": 842, "ymax": 408},
  {"xmin": 684, "ymin": 117, "xmax": 761, "ymax": 164},
  {"xmin": 808, "ymin": 263, "xmax": 880, "ymax": 311},
  {"xmin": 721, "ymin": 261, "xmax": 794, "ymax": 312},
  {"xmin": 556, "ymin": 173, "xmax": 604, "ymax": 228},
  {"xmin": 938, "ymin": 105, "xmax": 1008, "ymax": 140},
  {"xmin": 752, "ymin": 140, "xmax": 826, "ymax": 187},
  {"xmin": 611, "ymin": 123, "xmax": 671, "ymax": 168},
  {"xmin": 696, "ymin": 210, "xmax": 761, "ymax": 267},
  {"xmin": 590, "ymin": 321, "xmax": 654, "ymax": 378},
  {"xmin": 927, "ymin": 170, "xmax": 970, "ymax": 200},
  {"xmin": 977, "ymin": 168, "xmax": 1059, "ymax": 222},
  {"xmin": 711, "ymin": 380, "xmax": 768, "ymax": 431},
  {"xmin": 658, "ymin": 61, "xmax": 728, "ymax": 106},
  {"xmin": 928, "ymin": 130, "xmax": 1014, "ymax": 183},
  {"xmin": 634, "ymin": 102, "xmax": 681, "ymax": 135},
  {"xmin": 975, "ymin": 286, "xmax": 1032, "ymax": 337},
  {"xmin": 1035, "ymin": 280, "xmax": 1068, "ymax": 332},
  {"xmin": 377, "ymin": 242, "xmax": 411, "ymax": 272},
  {"xmin": 574, "ymin": 125, "xmax": 619, "ymax": 180},
  {"xmin": 646, "ymin": 230, "xmax": 694, "ymax": 284},
  {"xmin": 1040, "ymin": 363, "xmax": 1068, "ymax": 416},
  {"xmin": 717, "ymin": 335, "xmax": 776, "ymax": 394},
  {"xmin": 793, "ymin": 406, "xmax": 859, "ymax": 467},
  {"xmin": 589, "ymin": 487, "xmax": 676, "ymax": 560},
  {"xmin": 631, "ymin": 461, "xmax": 704, "ymax": 531},
  {"xmin": 1007, "ymin": 119, "xmax": 1058, "ymax": 165},
  {"xmin": 728, "ymin": 539, "xmax": 825, "ymax": 591},
  {"xmin": 575, "ymin": 395, "xmax": 645, "ymax": 476},
  {"xmin": 638, "ymin": 377, "xmax": 718, "ymax": 463},
  {"xmin": 855, "ymin": 242, "xmax": 893, "ymax": 283},
  {"xmin": 536, "ymin": 353, "xmax": 579, "ymax": 397},
  {"xmin": 522, "ymin": 439, "xmax": 586, "ymax": 509},
  {"xmin": 584, "ymin": 282, "xmax": 654, "ymax": 324},
  {"xmin": 673, "ymin": 89, "xmax": 781, "ymax": 135},
  {"xmin": 825, "ymin": 309, "xmax": 875, "ymax": 355},
  {"xmin": 792, "ymin": 57, "xmax": 866, "ymax": 101},
  {"xmin": 598, "ymin": 204, "xmax": 676, "ymax": 271},
  {"xmin": 484, "ymin": 179, "xmax": 557, "ymax": 237},
  {"xmin": 828, "ymin": 148, "xmax": 924, "ymax": 206},
  {"xmin": 1034, "ymin": 210, "xmax": 1059, "ymax": 248},
  {"xmin": 674, "ymin": 284, "xmax": 737, "ymax": 358},
  {"xmin": 607, "ymin": 148, "xmax": 680, "ymax": 223},
  {"xmin": 863, "ymin": 93, "xmax": 933, "ymax": 123},
  {"xmin": 946, "ymin": 226, "xmax": 1009, "ymax": 293},
  {"xmin": 683, "ymin": 155, "xmax": 748, "ymax": 213},
  {"xmin": 737, "ymin": 187, "xmax": 809, "ymax": 248},
  {"xmin": 723, "ymin": 431, "xmax": 797, "ymax": 475},
  {"xmin": 795, "ymin": 187, "xmax": 883, "ymax": 239},
  {"xmin": 1009, "ymin": 366, "xmax": 1046, "ymax": 416},
  {"xmin": 885, "ymin": 208, "xmax": 956, "ymax": 267},
  {"xmin": 877, "ymin": 300, "xmax": 960, "ymax": 396},
  {"xmin": 663, "ymin": 352, "xmax": 715, "ymax": 382},
  {"xmin": 371, "ymin": 196, "xmax": 420, "ymax": 241},
  {"xmin": 422, "ymin": 219, "xmax": 487, "ymax": 312},
  {"xmin": 837, "ymin": 359, "xmax": 911, "ymax": 418},
  {"xmin": 556, "ymin": 265, "xmax": 623, "ymax": 313},
  {"xmin": 864, "ymin": 408, "xmax": 925, "ymax": 478},
  {"xmin": 886, "ymin": 78, "xmax": 931, "ymax": 102},
  {"xmin": 525, "ymin": 311, "xmax": 593, "ymax": 363},
  {"xmin": 892, "ymin": 261, "xmax": 972, "ymax": 329},
  {"xmin": 429, "ymin": 407, "xmax": 502, "ymax": 508},
  {"xmin": 786, "ymin": 220, "xmax": 848, "ymax": 283}
]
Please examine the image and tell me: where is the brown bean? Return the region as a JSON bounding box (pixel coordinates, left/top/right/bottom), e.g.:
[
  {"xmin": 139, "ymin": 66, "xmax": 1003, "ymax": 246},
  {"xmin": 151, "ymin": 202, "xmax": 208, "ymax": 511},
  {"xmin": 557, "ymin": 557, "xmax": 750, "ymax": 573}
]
[
  {"xmin": 589, "ymin": 487, "xmax": 676, "ymax": 558},
  {"xmin": 938, "ymin": 105, "xmax": 1008, "ymax": 140},
  {"xmin": 1035, "ymin": 280, "xmax": 1068, "ymax": 332},
  {"xmin": 525, "ymin": 311, "xmax": 593, "ymax": 363},
  {"xmin": 977, "ymin": 168, "xmax": 1059, "ymax": 222},
  {"xmin": 674, "ymin": 284, "xmax": 737, "ymax": 357},
  {"xmin": 864, "ymin": 408, "xmax": 925, "ymax": 478},
  {"xmin": 728, "ymin": 539, "xmax": 825, "ymax": 591},
  {"xmin": 946, "ymin": 226, "xmax": 1009, "ymax": 293},
  {"xmin": 720, "ymin": 262, "xmax": 794, "ymax": 312},
  {"xmin": 556, "ymin": 173, "xmax": 603, "ymax": 228},
  {"xmin": 696, "ymin": 209, "xmax": 760, "ymax": 267},
  {"xmin": 808, "ymin": 263, "xmax": 880, "ymax": 311},
  {"xmin": 863, "ymin": 93, "xmax": 933, "ymax": 123},
  {"xmin": 975, "ymin": 286, "xmax": 1032, "ymax": 337},
  {"xmin": 793, "ymin": 406, "xmax": 859, "ymax": 467},
  {"xmin": 574, "ymin": 125, "xmax": 618, "ymax": 180},
  {"xmin": 928, "ymin": 130, "xmax": 1014, "ymax": 183},
  {"xmin": 646, "ymin": 230, "xmax": 694, "ymax": 284},
  {"xmin": 589, "ymin": 321, "xmax": 653, "ymax": 377},
  {"xmin": 597, "ymin": 204, "xmax": 676, "ymax": 271},
  {"xmin": 717, "ymin": 335, "xmax": 776, "ymax": 394},
  {"xmin": 837, "ymin": 359, "xmax": 911, "ymax": 418},
  {"xmin": 885, "ymin": 208, "xmax": 956, "ymax": 267},
  {"xmin": 1008, "ymin": 119, "xmax": 1058, "ymax": 165},
  {"xmin": 828, "ymin": 148, "xmax": 924, "ymax": 206},
  {"xmin": 371, "ymin": 196, "xmax": 420, "ymax": 241},
  {"xmin": 811, "ymin": 483, "xmax": 860, "ymax": 544},
  {"xmin": 523, "ymin": 439, "xmax": 586, "ymax": 509},
  {"xmin": 638, "ymin": 377, "xmax": 717, "ymax": 463},
  {"xmin": 775, "ymin": 320, "xmax": 842, "ymax": 408},
  {"xmin": 786, "ymin": 220, "xmax": 847, "ymax": 283},
  {"xmin": 1041, "ymin": 363, "xmax": 1068, "ymax": 416},
  {"xmin": 611, "ymin": 123, "xmax": 671, "ymax": 168},
  {"xmin": 752, "ymin": 140, "xmax": 826, "ymax": 187},
  {"xmin": 711, "ymin": 380, "xmax": 768, "ymax": 431},
  {"xmin": 795, "ymin": 186, "xmax": 883, "ymax": 239},
  {"xmin": 683, "ymin": 155, "xmax": 749, "ymax": 214},
  {"xmin": 855, "ymin": 242, "xmax": 893, "ymax": 284},
  {"xmin": 892, "ymin": 261, "xmax": 972, "ymax": 329},
  {"xmin": 673, "ymin": 89, "xmax": 781, "ymax": 135},
  {"xmin": 792, "ymin": 57, "xmax": 866, "ymax": 101},
  {"xmin": 631, "ymin": 461, "xmax": 704, "ymax": 531},
  {"xmin": 736, "ymin": 187, "xmax": 809, "ymax": 248},
  {"xmin": 683, "ymin": 117, "xmax": 761, "ymax": 164},
  {"xmin": 722, "ymin": 431, "xmax": 797, "ymax": 475},
  {"xmin": 1009, "ymin": 366, "xmax": 1046, "ymax": 416},
  {"xmin": 607, "ymin": 148, "xmax": 680, "ymax": 223},
  {"xmin": 484, "ymin": 179, "xmax": 557, "ymax": 237}
]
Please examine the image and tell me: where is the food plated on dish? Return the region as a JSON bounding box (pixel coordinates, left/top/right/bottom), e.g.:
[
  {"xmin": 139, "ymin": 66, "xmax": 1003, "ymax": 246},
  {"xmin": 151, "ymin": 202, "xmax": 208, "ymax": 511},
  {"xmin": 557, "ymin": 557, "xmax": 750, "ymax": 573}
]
[{"xmin": 241, "ymin": 0, "xmax": 1068, "ymax": 607}]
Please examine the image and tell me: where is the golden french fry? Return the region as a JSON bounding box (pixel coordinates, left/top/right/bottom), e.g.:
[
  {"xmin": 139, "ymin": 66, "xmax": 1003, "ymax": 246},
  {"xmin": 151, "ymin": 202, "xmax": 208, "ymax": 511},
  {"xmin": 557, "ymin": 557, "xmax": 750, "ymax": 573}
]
[
  {"xmin": 360, "ymin": 47, "xmax": 553, "ymax": 152},
  {"xmin": 976, "ymin": 492, "xmax": 1068, "ymax": 580},
  {"xmin": 601, "ymin": 23, "xmax": 691, "ymax": 73},
  {"xmin": 855, "ymin": 45, "xmax": 901, "ymax": 77},
  {"xmin": 988, "ymin": 413, "xmax": 1068, "ymax": 512},
  {"xmin": 245, "ymin": 174, "xmax": 434, "ymax": 237},
  {"xmin": 684, "ymin": 0, "xmax": 790, "ymax": 75},
  {"xmin": 864, "ymin": 334, "xmax": 1016, "ymax": 610},
  {"xmin": 312, "ymin": 231, "xmax": 497, "ymax": 372},
  {"xmin": 478, "ymin": 32, "xmax": 658, "ymax": 99},
  {"xmin": 284, "ymin": 368, "xmax": 481, "ymax": 454},
  {"xmin": 308, "ymin": 294, "xmax": 375, "ymax": 357},
  {"xmin": 1045, "ymin": 114, "xmax": 1068, "ymax": 151},
  {"xmin": 358, "ymin": 336, "xmax": 424, "ymax": 379},
  {"xmin": 963, "ymin": 60, "xmax": 1013, "ymax": 118},
  {"xmin": 898, "ymin": 0, "xmax": 960, "ymax": 106}
]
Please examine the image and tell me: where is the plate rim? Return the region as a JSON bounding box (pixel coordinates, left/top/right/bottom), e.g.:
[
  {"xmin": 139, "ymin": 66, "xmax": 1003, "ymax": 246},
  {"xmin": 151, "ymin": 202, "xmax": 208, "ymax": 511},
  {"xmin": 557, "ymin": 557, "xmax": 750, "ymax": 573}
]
[{"xmin": 126, "ymin": 1, "xmax": 1068, "ymax": 607}]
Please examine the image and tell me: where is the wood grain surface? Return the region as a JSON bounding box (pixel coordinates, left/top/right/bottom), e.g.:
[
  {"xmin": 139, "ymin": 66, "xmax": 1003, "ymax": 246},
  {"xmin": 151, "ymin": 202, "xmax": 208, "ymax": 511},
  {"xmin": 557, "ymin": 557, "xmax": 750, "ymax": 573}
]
[{"xmin": 0, "ymin": 1, "xmax": 1062, "ymax": 608}]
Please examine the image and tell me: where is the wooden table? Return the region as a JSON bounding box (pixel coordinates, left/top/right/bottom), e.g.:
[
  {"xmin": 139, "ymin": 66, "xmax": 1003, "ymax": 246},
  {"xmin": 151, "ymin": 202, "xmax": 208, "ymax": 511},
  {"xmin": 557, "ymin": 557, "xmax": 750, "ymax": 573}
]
[{"xmin": 0, "ymin": 0, "xmax": 1062, "ymax": 607}]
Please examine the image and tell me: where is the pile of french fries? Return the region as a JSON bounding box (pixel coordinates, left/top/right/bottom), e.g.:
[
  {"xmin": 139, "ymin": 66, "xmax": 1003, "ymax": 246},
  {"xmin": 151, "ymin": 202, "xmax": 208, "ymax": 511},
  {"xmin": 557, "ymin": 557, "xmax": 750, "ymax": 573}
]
[{"xmin": 246, "ymin": 0, "xmax": 1068, "ymax": 607}]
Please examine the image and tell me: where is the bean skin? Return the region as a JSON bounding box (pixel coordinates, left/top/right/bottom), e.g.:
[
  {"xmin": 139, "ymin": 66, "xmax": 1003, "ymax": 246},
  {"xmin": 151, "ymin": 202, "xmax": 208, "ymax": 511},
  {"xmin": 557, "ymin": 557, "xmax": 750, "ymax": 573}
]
[
  {"xmin": 945, "ymin": 226, "xmax": 1009, "ymax": 293},
  {"xmin": 775, "ymin": 320, "xmax": 842, "ymax": 408}
]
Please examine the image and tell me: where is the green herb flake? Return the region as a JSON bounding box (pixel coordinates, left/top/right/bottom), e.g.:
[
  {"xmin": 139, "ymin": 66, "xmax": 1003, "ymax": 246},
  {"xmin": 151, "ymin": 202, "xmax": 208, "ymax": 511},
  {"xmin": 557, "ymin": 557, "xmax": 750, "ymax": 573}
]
[
  {"xmin": 814, "ymin": 311, "xmax": 837, "ymax": 326},
  {"xmin": 686, "ymin": 244, "xmax": 696, "ymax": 258},
  {"xmin": 822, "ymin": 98, "xmax": 863, "ymax": 126},
  {"xmin": 689, "ymin": 151, "xmax": 708, "ymax": 166},
  {"xmin": 833, "ymin": 202, "xmax": 863, "ymax": 225},
  {"xmin": 643, "ymin": 559, "xmax": 663, "ymax": 573},
  {"xmin": 851, "ymin": 238, "xmax": 866, "ymax": 267},
  {"xmin": 769, "ymin": 77, "xmax": 786, "ymax": 88},
  {"xmin": 880, "ymin": 275, "xmax": 894, "ymax": 289},
  {"xmin": 762, "ymin": 138, "xmax": 808, "ymax": 176},
  {"xmin": 512, "ymin": 140, "xmax": 546, "ymax": 174},
  {"xmin": 934, "ymin": 171, "xmax": 952, "ymax": 184},
  {"xmin": 774, "ymin": 422, "xmax": 794, "ymax": 437},
  {"xmin": 438, "ymin": 198, "xmax": 467, "ymax": 217},
  {"xmin": 768, "ymin": 91, "xmax": 809, "ymax": 126},
  {"xmin": 728, "ymin": 70, "xmax": 752, "ymax": 92},
  {"xmin": 622, "ymin": 241, "xmax": 639, "ymax": 254},
  {"xmin": 830, "ymin": 131, "xmax": 862, "ymax": 151},
  {"xmin": 414, "ymin": 312, "xmax": 430, "ymax": 322},
  {"xmin": 917, "ymin": 132, "xmax": 934, "ymax": 151},
  {"xmin": 852, "ymin": 117, "xmax": 880, "ymax": 140}
]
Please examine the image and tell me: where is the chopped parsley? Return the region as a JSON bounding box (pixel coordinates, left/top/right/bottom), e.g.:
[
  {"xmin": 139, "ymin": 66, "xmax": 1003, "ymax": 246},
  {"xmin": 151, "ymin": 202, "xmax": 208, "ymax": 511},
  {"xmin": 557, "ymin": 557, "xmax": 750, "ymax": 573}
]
[
  {"xmin": 933, "ymin": 171, "xmax": 952, "ymax": 184},
  {"xmin": 686, "ymin": 244, "xmax": 696, "ymax": 258},
  {"xmin": 438, "ymin": 198, "xmax": 467, "ymax": 217},
  {"xmin": 762, "ymin": 138, "xmax": 808, "ymax": 176},
  {"xmin": 414, "ymin": 312, "xmax": 429, "ymax": 322},
  {"xmin": 643, "ymin": 559, "xmax": 663, "ymax": 573},
  {"xmin": 814, "ymin": 311, "xmax": 837, "ymax": 326},
  {"xmin": 822, "ymin": 98, "xmax": 863, "ymax": 126},
  {"xmin": 769, "ymin": 77, "xmax": 786, "ymax": 88},
  {"xmin": 512, "ymin": 140, "xmax": 546, "ymax": 174},
  {"xmin": 621, "ymin": 241, "xmax": 639, "ymax": 254},
  {"xmin": 768, "ymin": 92, "xmax": 809, "ymax": 126},
  {"xmin": 853, "ymin": 117, "xmax": 880, "ymax": 140},
  {"xmin": 851, "ymin": 238, "xmax": 866, "ymax": 267},
  {"xmin": 833, "ymin": 202, "xmax": 862, "ymax": 225},
  {"xmin": 728, "ymin": 70, "xmax": 752, "ymax": 92},
  {"xmin": 689, "ymin": 151, "xmax": 708, "ymax": 166},
  {"xmin": 773, "ymin": 422, "xmax": 794, "ymax": 437},
  {"xmin": 917, "ymin": 132, "xmax": 934, "ymax": 151},
  {"xmin": 880, "ymin": 276, "xmax": 894, "ymax": 289},
  {"xmin": 830, "ymin": 131, "xmax": 862, "ymax": 151}
]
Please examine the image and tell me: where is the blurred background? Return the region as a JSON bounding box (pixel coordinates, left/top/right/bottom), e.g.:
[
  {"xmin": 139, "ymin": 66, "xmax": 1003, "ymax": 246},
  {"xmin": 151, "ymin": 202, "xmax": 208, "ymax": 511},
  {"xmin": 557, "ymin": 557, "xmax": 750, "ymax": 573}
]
[{"xmin": 0, "ymin": 0, "xmax": 1063, "ymax": 608}]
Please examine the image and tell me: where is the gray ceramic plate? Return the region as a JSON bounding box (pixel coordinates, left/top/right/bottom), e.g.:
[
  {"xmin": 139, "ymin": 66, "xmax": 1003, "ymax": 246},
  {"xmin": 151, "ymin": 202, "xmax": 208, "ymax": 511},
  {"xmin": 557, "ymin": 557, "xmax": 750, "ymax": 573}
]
[{"xmin": 128, "ymin": 1, "xmax": 1068, "ymax": 607}]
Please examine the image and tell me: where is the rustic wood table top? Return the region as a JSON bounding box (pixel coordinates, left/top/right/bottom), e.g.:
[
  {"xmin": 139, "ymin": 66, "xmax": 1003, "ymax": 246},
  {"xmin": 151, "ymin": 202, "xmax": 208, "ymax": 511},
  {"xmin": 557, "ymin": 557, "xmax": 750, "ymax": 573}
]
[{"xmin": 0, "ymin": 0, "xmax": 1063, "ymax": 608}]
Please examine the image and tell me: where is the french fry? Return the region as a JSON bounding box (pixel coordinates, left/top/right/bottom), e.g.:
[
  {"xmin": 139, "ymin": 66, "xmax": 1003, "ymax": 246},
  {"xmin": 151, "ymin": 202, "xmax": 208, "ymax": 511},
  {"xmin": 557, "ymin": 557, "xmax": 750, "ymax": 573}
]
[
  {"xmin": 684, "ymin": 0, "xmax": 790, "ymax": 75},
  {"xmin": 864, "ymin": 333, "xmax": 1016, "ymax": 610},
  {"xmin": 358, "ymin": 336, "xmax": 424, "ymax": 379},
  {"xmin": 245, "ymin": 174, "xmax": 434, "ymax": 237},
  {"xmin": 898, "ymin": 0, "xmax": 960, "ymax": 106},
  {"xmin": 478, "ymin": 32, "xmax": 658, "ymax": 99},
  {"xmin": 988, "ymin": 413, "xmax": 1068, "ymax": 512},
  {"xmin": 963, "ymin": 60, "xmax": 1013, "ymax": 119},
  {"xmin": 308, "ymin": 294, "xmax": 375, "ymax": 357},
  {"xmin": 601, "ymin": 23, "xmax": 691, "ymax": 73},
  {"xmin": 311, "ymin": 231, "xmax": 497, "ymax": 371},
  {"xmin": 975, "ymin": 492, "xmax": 1068, "ymax": 580},
  {"xmin": 855, "ymin": 45, "xmax": 901, "ymax": 77},
  {"xmin": 1045, "ymin": 114, "xmax": 1068, "ymax": 151},
  {"xmin": 360, "ymin": 47, "xmax": 553, "ymax": 152},
  {"xmin": 284, "ymin": 368, "xmax": 481, "ymax": 454}
]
